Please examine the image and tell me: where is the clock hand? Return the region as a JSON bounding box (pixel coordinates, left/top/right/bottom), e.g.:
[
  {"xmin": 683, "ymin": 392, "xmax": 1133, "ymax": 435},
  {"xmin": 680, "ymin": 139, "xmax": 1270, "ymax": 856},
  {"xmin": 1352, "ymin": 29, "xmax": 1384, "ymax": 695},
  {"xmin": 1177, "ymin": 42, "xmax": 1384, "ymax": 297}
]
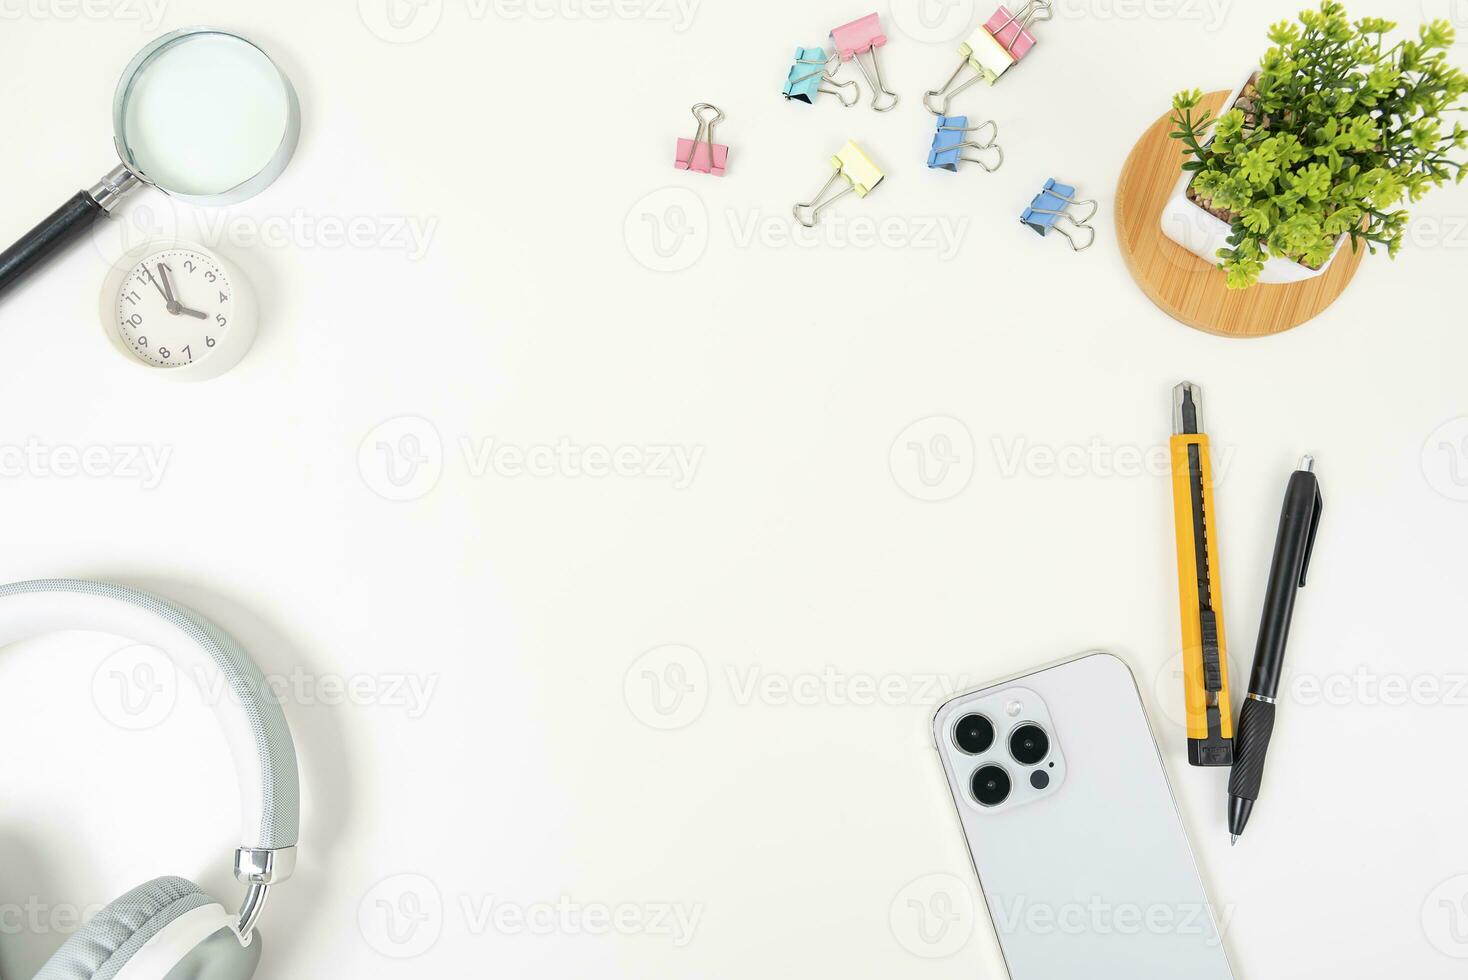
[
  {"xmin": 148, "ymin": 264, "xmax": 172, "ymax": 306},
  {"xmin": 156, "ymin": 263, "xmax": 186, "ymax": 316},
  {"xmin": 175, "ymin": 305, "xmax": 208, "ymax": 319}
]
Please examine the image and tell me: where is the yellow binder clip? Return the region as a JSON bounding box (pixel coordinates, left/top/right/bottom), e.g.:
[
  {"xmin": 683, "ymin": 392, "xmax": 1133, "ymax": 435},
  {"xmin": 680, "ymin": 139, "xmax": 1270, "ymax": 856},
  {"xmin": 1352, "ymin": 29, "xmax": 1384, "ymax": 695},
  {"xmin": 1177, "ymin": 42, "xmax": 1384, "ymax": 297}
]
[{"xmin": 792, "ymin": 141, "xmax": 885, "ymax": 228}]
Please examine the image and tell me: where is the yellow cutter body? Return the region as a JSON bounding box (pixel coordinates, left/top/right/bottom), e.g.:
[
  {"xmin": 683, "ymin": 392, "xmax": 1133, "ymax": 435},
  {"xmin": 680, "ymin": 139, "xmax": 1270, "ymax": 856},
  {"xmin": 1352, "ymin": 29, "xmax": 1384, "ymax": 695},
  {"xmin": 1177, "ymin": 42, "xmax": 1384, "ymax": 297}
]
[{"xmin": 1169, "ymin": 432, "xmax": 1234, "ymax": 761}]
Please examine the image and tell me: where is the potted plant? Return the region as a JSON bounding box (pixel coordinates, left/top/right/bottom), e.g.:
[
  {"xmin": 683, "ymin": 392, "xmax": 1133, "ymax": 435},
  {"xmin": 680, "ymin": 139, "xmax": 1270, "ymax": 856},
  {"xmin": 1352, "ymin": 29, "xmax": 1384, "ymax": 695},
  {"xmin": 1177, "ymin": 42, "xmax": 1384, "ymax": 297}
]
[{"xmin": 1160, "ymin": 2, "xmax": 1466, "ymax": 289}]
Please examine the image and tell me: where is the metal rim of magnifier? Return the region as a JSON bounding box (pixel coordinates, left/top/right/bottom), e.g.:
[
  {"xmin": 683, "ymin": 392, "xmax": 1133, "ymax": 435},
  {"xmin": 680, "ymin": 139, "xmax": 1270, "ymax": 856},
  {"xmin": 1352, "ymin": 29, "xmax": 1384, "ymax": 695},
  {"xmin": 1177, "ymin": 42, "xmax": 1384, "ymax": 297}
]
[{"xmin": 110, "ymin": 26, "xmax": 301, "ymax": 207}]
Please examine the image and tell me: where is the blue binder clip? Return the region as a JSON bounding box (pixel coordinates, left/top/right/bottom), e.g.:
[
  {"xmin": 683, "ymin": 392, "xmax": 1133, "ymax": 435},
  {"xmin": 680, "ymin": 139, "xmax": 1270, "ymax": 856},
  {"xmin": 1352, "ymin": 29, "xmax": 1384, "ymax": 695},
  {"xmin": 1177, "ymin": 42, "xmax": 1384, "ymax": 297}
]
[
  {"xmin": 1021, "ymin": 178, "xmax": 1097, "ymax": 250},
  {"xmin": 783, "ymin": 46, "xmax": 858, "ymax": 107},
  {"xmin": 926, "ymin": 115, "xmax": 1003, "ymax": 173}
]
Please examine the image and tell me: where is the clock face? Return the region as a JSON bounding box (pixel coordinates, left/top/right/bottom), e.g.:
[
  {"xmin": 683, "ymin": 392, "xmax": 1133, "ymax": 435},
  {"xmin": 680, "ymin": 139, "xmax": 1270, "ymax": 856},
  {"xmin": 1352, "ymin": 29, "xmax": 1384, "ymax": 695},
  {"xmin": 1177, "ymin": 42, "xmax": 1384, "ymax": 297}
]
[{"xmin": 114, "ymin": 248, "xmax": 235, "ymax": 368}]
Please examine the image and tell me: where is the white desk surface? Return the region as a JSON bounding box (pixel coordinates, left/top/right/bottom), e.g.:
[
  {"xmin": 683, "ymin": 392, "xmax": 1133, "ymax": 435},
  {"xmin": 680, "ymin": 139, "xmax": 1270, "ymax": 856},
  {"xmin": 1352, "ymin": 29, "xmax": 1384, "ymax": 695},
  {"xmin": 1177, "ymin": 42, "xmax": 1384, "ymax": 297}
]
[{"xmin": 1, "ymin": 1, "xmax": 1465, "ymax": 976}]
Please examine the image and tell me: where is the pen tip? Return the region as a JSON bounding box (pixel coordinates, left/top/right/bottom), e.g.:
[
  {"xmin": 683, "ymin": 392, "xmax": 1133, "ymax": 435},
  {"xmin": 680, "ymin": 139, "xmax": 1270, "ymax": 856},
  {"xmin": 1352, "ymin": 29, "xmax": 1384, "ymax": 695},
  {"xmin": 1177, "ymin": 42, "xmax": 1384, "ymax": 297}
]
[{"xmin": 1230, "ymin": 835, "xmax": 1239, "ymax": 846}]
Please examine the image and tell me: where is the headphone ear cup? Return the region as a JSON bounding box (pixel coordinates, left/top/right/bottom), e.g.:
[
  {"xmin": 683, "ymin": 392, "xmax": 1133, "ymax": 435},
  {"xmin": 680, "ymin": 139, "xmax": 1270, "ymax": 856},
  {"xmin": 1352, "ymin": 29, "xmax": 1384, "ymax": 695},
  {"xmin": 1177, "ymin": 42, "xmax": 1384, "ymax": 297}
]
[{"xmin": 34, "ymin": 876, "xmax": 258, "ymax": 980}]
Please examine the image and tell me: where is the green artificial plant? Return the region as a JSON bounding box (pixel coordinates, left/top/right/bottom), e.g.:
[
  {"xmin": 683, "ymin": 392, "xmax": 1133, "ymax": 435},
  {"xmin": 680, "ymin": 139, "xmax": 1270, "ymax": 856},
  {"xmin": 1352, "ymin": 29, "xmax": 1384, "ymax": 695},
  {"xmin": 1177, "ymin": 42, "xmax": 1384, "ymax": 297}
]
[{"xmin": 1170, "ymin": 1, "xmax": 1467, "ymax": 289}]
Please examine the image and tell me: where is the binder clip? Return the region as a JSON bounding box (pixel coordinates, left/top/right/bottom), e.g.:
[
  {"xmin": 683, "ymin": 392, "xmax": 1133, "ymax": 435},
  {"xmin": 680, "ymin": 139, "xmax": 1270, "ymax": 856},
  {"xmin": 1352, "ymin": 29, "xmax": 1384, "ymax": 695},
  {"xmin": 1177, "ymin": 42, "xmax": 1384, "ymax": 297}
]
[
  {"xmin": 783, "ymin": 46, "xmax": 859, "ymax": 107},
  {"xmin": 923, "ymin": 0, "xmax": 1052, "ymax": 114},
  {"xmin": 674, "ymin": 103, "xmax": 728, "ymax": 176},
  {"xmin": 927, "ymin": 115, "xmax": 1003, "ymax": 173},
  {"xmin": 830, "ymin": 13, "xmax": 899, "ymax": 112},
  {"xmin": 1021, "ymin": 178, "xmax": 1097, "ymax": 251},
  {"xmin": 792, "ymin": 141, "xmax": 884, "ymax": 228}
]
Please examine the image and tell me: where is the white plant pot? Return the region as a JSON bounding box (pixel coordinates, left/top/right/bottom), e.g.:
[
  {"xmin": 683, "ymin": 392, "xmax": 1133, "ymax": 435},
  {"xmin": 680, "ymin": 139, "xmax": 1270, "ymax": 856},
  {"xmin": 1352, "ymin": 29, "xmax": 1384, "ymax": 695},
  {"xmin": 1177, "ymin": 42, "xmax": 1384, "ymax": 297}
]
[{"xmin": 1159, "ymin": 71, "xmax": 1347, "ymax": 285}]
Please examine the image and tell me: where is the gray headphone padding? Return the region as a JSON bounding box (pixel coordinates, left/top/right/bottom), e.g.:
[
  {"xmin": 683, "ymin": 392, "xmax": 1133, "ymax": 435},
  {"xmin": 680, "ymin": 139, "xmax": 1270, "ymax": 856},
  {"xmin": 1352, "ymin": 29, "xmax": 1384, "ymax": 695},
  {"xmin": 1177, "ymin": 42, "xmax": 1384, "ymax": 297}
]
[{"xmin": 34, "ymin": 877, "xmax": 212, "ymax": 980}]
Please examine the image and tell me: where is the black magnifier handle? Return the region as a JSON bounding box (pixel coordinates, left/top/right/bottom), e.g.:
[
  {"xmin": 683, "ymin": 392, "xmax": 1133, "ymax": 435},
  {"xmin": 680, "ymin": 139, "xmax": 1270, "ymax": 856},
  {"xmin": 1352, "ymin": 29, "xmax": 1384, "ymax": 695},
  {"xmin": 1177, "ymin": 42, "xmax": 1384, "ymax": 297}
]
[{"xmin": 0, "ymin": 165, "xmax": 140, "ymax": 299}]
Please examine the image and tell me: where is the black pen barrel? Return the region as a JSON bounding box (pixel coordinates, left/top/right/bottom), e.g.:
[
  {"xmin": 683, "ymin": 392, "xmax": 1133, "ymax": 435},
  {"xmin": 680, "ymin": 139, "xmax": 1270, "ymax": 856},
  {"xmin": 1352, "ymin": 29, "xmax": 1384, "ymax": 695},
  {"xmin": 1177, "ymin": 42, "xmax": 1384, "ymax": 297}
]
[{"xmin": 1248, "ymin": 470, "xmax": 1318, "ymax": 698}]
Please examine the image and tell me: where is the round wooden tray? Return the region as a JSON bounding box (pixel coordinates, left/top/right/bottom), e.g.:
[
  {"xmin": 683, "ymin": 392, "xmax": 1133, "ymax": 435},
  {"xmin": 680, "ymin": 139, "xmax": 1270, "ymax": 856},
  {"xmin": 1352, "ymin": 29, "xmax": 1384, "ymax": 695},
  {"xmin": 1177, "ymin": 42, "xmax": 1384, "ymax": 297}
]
[{"xmin": 1114, "ymin": 90, "xmax": 1364, "ymax": 338}]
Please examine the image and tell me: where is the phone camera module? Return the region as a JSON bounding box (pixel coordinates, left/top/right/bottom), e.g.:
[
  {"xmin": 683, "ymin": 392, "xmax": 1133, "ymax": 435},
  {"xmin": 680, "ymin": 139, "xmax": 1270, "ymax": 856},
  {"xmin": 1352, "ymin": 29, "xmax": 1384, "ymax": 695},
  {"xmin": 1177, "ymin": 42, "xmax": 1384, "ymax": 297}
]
[
  {"xmin": 971, "ymin": 764, "xmax": 1012, "ymax": 807},
  {"xmin": 1009, "ymin": 724, "xmax": 1050, "ymax": 766},
  {"xmin": 953, "ymin": 714, "xmax": 995, "ymax": 755}
]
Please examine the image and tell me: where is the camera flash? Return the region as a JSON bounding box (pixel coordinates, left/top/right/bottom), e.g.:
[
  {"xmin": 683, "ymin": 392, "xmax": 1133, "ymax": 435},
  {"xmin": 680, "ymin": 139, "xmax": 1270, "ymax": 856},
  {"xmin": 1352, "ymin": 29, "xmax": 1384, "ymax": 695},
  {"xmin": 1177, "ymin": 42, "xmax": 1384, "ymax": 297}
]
[{"xmin": 1006, "ymin": 700, "xmax": 1023, "ymax": 717}]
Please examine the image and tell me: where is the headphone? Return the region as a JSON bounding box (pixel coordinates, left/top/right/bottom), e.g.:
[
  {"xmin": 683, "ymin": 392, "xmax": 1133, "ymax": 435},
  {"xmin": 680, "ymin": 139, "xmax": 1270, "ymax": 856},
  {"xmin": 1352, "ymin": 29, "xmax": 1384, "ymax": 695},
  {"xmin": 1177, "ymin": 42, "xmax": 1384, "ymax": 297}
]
[{"xmin": 0, "ymin": 580, "xmax": 300, "ymax": 980}]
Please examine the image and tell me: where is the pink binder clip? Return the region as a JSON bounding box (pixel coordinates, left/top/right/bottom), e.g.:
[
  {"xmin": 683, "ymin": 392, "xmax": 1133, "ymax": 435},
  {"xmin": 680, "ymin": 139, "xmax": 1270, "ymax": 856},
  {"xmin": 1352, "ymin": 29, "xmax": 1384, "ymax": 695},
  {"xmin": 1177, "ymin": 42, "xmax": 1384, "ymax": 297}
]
[
  {"xmin": 830, "ymin": 13, "xmax": 898, "ymax": 111},
  {"xmin": 984, "ymin": 1, "xmax": 1049, "ymax": 63},
  {"xmin": 674, "ymin": 103, "xmax": 728, "ymax": 176}
]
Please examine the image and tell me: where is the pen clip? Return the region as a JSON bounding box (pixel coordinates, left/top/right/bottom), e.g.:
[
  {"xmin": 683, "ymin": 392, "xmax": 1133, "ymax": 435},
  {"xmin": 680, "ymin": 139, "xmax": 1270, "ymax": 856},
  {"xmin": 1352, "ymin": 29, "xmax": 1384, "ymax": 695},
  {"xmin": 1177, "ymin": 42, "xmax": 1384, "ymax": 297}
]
[{"xmin": 1299, "ymin": 482, "xmax": 1323, "ymax": 588}]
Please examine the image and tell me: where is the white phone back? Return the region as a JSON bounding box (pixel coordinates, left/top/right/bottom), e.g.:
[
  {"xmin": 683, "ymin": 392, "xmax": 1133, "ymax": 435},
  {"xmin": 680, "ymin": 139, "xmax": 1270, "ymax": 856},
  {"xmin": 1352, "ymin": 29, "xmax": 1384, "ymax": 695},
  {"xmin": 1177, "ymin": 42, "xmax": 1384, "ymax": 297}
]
[{"xmin": 932, "ymin": 652, "xmax": 1234, "ymax": 979}]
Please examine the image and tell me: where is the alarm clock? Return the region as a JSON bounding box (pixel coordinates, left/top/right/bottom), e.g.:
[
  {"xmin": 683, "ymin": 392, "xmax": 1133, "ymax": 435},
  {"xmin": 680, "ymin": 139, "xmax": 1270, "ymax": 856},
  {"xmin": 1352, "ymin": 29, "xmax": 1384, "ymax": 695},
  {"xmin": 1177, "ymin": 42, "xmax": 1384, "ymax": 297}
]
[{"xmin": 99, "ymin": 240, "xmax": 257, "ymax": 380}]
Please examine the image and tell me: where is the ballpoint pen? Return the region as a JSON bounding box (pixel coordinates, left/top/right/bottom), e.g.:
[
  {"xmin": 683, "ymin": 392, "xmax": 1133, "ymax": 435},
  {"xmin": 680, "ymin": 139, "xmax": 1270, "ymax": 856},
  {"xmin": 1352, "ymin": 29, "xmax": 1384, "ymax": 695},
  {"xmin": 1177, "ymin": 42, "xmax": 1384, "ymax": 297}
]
[
  {"xmin": 1169, "ymin": 382, "xmax": 1235, "ymax": 767},
  {"xmin": 1228, "ymin": 455, "xmax": 1324, "ymax": 843}
]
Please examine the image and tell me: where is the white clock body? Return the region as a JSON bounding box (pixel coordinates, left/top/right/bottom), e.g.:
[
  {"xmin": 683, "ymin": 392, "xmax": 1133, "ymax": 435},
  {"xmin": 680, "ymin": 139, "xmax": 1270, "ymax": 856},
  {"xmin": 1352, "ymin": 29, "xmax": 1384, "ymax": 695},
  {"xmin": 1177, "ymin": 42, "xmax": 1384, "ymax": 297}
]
[{"xmin": 99, "ymin": 240, "xmax": 257, "ymax": 381}]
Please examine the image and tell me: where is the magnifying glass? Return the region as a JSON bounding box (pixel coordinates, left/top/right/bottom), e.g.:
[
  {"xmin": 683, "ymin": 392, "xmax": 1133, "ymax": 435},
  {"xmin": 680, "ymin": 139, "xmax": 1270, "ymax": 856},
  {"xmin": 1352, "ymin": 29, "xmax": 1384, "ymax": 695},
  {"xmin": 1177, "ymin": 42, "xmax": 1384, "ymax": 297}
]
[{"xmin": 0, "ymin": 27, "xmax": 299, "ymax": 298}]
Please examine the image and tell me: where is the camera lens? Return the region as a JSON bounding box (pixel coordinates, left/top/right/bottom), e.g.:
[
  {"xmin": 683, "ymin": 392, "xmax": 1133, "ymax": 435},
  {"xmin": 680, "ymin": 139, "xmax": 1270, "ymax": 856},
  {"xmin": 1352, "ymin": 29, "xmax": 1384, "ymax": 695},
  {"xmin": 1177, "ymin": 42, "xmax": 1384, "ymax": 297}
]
[
  {"xmin": 1009, "ymin": 724, "xmax": 1050, "ymax": 765},
  {"xmin": 953, "ymin": 714, "xmax": 995, "ymax": 754},
  {"xmin": 971, "ymin": 765, "xmax": 1012, "ymax": 807}
]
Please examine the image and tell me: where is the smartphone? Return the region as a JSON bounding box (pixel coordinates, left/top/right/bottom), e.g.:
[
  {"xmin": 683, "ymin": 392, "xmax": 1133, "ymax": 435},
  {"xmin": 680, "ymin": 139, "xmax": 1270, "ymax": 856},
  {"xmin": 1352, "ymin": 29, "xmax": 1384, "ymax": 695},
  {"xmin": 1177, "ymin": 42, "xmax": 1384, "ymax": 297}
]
[{"xmin": 932, "ymin": 651, "xmax": 1234, "ymax": 979}]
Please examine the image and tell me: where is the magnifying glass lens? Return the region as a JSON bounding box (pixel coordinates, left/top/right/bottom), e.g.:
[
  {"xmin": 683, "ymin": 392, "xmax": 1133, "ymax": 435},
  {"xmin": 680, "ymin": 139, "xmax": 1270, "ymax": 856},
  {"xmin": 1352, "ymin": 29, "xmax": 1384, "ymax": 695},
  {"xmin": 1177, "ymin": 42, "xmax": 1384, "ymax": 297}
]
[{"xmin": 120, "ymin": 33, "xmax": 291, "ymax": 198}]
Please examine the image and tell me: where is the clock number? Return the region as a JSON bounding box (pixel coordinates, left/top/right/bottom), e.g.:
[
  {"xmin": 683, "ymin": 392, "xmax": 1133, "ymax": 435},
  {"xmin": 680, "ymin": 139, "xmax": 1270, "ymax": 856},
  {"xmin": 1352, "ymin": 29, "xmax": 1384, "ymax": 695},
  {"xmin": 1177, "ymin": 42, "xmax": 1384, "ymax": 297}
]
[
  {"xmin": 158, "ymin": 347, "xmax": 171, "ymax": 360},
  {"xmin": 181, "ymin": 345, "xmax": 192, "ymax": 362},
  {"xmin": 184, "ymin": 259, "xmax": 195, "ymax": 274},
  {"xmin": 205, "ymin": 270, "xmax": 216, "ymax": 283},
  {"xmin": 137, "ymin": 336, "xmax": 148, "ymax": 347},
  {"xmin": 216, "ymin": 314, "xmax": 227, "ymax": 327},
  {"xmin": 128, "ymin": 313, "xmax": 143, "ymax": 327},
  {"xmin": 126, "ymin": 290, "xmax": 140, "ymax": 304},
  {"xmin": 139, "ymin": 266, "xmax": 152, "ymax": 283},
  {"xmin": 206, "ymin": 336, "xmax": 217, "ymax": 348},
  {"xmin": 219, "ymin": 291, "xmax": 229, "ymax": 303}
]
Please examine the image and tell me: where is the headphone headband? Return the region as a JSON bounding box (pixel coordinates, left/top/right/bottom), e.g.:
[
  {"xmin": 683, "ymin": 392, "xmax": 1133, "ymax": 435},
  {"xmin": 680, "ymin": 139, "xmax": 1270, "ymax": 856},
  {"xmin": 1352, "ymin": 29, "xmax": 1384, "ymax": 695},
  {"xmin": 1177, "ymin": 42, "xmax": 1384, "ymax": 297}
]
[{"xmin": 0, "ymin": 580, "xmax": 300, "ymax": 882}]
